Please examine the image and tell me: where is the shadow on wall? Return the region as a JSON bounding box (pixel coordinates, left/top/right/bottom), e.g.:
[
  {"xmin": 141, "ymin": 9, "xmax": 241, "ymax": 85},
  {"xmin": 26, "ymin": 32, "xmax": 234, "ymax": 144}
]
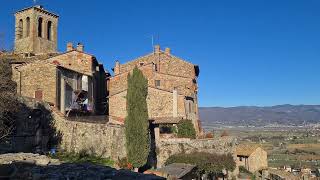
[
  {"xmin": 4, "ymin": 100, "xmax": 62, "ymax": 153},
  {"xmin": 0, "ymin": 161, "xmax": 165, "ymax": 179}
]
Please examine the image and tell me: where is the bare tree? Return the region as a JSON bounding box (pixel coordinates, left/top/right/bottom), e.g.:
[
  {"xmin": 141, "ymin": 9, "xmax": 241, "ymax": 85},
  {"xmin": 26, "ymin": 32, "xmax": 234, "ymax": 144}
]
[{"xmin": 0, "ymin": 59, "xmax": 18, "ymax": 140}]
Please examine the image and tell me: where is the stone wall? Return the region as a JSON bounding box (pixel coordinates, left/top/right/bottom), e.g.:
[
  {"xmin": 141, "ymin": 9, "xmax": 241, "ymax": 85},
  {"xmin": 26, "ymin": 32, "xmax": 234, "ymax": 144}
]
[
  {"xmin": 156, "ymin": 137, "xmax": 237, "ymax": 168},
  {"xmin": 47, "ymin": 50, "xmax": 96, "ymax": 76},
  {"xmin": 117, "ymin": 49, "xmax": 196, "ymax": 79},
  {"xmin": 12, "ymin": 61, "xmax": 57, "ymax": 104},
  {"xmin": 248, "ymin": 147, "xmax": 268, "ymax": 172},
  {"xmin": 14, "ymin": 6, "xmax": 58, "ymax": 54},
  {"xmin": 52, "ymin": 111, "xmax": 126, "ymax": 160},
  {"xmin": 109, "ymin": 47, "xmax": 200, "ymax": 130},
  {"xmin": 18, "ymin": 97, "xmax": 126, "ymax": 161},
  {"xmin": 108, "ymin": 87, "xmax": 186, "ymax": 119}
]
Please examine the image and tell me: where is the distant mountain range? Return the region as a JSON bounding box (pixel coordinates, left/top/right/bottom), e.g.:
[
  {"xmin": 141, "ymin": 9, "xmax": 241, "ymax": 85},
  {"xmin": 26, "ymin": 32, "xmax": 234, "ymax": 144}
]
[{"xmin": 199, "ymin": 105, "xmax": 320, "ymax": 126}]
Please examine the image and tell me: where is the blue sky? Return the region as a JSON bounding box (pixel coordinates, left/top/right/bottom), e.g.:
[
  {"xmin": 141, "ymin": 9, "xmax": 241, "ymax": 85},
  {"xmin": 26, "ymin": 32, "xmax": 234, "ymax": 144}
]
[{"xmin": 1, "ymin": 0, "xmax": 320, "ymax": 107}]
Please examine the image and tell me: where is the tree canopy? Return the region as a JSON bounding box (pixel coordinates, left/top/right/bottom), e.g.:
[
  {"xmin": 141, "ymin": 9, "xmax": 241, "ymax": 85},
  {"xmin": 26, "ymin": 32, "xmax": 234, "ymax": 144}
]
[{"xmin": 0, "ymin": 60, "xmax": 18, "ymax": 140}]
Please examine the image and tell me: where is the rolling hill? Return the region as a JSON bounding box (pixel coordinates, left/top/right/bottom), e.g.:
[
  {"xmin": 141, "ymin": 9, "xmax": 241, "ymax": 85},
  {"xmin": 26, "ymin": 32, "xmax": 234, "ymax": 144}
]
[{"xmin": 199, "ymin": 105, "xmax": 320, "ymax": 126}]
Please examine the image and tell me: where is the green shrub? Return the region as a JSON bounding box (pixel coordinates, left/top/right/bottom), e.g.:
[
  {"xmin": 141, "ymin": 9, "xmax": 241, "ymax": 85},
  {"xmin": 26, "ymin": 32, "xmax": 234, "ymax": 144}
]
[
  {"xmin": 165, "ymin": 152, "xmax": 236, "ymax": 175},
  {"xmin": 50, "ymin": 151, "xmax": 114, "ymax": 167},
  {"xmin": 239, "ymin": 166, "xmax": 252, "ymax": 174},
  {"xmin": 177, "ymin": 120, "xmax": 196, "ymax": 139}
]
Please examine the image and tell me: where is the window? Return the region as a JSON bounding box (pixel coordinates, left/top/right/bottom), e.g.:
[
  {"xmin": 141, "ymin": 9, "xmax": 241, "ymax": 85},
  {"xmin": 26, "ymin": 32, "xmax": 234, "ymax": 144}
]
[
  {"xmin": 18, "ymin": 19, "xmax": 23, "ymax": 39},
  {"xmin": 155, "ymin": 80, "xmax": 160, "ymax": 87},
  {"xmin": 26, "ymin": 17, "xmax": 30, "ymax": 37},
  {"xmin": 35, "ymin": 90, "xmax": 43, "ymax": 100},
  {"xmin": 239, "ymin": 157, "xmax": 243, "ymax": 161},
  {"xmin": 47, "ymin": 21, "xmax": 52, "ymax": 40},
  {"xmin": 154, "ymin": 64, "xmax": 158, "ymax": 71},
  {"xmin": 38, "ymin": 17, "xmax": 43, "ymax": 37}
]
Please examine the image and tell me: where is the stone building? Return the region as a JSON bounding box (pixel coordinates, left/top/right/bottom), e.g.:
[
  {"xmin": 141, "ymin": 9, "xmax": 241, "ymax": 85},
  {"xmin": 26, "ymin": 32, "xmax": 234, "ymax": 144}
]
[
  {"xmin": 14, "ymin": 5, "xmax": 58, "ymax": 55},
  {"xmin": 236, "ymin": 144, "xmax": 268, "ymax": 173},
  {"xmin": 108, "ymin": 45, "xmax": 201, "ymax": 135},
  {"xmin": 1, "ymin": 5, "xmax": 107, "ymax": 115}
]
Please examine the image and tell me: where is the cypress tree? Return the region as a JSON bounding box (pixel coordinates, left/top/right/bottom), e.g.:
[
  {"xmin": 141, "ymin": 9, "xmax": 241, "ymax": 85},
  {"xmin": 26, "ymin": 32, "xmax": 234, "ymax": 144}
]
[{"xmin": 125, "ymin": 66, "xmax": 150, "ymax": 170}]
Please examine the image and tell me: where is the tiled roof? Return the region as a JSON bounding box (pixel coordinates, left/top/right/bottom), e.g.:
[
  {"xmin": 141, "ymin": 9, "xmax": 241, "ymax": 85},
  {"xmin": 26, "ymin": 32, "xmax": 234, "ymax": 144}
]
[
  {"xmin": 236, "ymin": 144, "xmax": 261, "ymax": 156},
  {"xmin": 269, "ymin": 169, "xmax": 299, "ymax": 180},
  {"xmin": 15, "ymin": 5, "xmax": 59, "ymax": 18},
  {"xmin": 149, "ymin": 117, "xmax": 183, "ymax": 124},
  {"xmin": 157, "ymin": 163, "xmax": 196, "ymax": 179}
]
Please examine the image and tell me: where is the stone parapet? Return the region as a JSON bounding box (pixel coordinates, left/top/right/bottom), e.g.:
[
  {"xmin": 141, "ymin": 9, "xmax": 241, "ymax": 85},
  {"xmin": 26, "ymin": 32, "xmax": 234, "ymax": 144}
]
[{"xmin": 156, "ymin": 136, "xmax": 237, "ymax": 167}]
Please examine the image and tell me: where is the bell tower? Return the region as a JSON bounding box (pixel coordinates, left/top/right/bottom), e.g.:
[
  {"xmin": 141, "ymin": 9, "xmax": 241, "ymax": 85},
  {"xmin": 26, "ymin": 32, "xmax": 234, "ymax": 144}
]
[{"xmin": 14, "ymin": 5, "xmax": 59, "ymax": 55}]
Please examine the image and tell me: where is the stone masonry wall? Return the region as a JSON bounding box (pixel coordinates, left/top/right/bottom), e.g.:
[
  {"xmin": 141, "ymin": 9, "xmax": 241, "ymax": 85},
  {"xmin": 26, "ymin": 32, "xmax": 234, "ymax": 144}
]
[
  {"xmin": 248, "ymin": 147, "xmax": 268, "ymax": 172},
  {"xmin": 12, "ymin": 61, "xmax": 57, "ymax": 104},
  {"xmin": 118, "ymin": 51, "xmax": 196, "ymax": 79},
  {"xmin": 109, "ymin": 87, "xmax": 186, "ymax": 119},
  {"xmin": 47, "ymin": 51, "xmax": 95, "ymax": 76},
  {"xmin": 52, "ymin": 111, "xmax": 127, "ymax": 160},
  {"xmin": 17, "ymin": 97, "xmax": 126, "ymax": 160},
  {"xmin": 14, "ymin": 7, "xmax": 58, "ymax": 54},
  {"xmin": 156, "ymin": 137, "xmax": 237, "ymax": 167}
]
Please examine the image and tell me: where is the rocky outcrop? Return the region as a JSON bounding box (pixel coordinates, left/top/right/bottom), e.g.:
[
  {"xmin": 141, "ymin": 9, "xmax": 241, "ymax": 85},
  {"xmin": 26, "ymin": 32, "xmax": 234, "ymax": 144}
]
[
  {"xmin": 0, "ymin": 153, "xmax": 164, "ymax": 179},
  {"xmin": 0, "ymin": 153, "xmax": 54, "ymax": 166}
]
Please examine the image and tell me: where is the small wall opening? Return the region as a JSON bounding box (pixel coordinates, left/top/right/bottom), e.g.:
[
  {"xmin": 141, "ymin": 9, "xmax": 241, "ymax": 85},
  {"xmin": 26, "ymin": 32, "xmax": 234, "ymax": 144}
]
[
  {"xmin": 26, "ymin": 17, "xmax": 30, "ymax": 37},
  {"xmin": 38, "ymin": 17, "xmax": 43, "ymax": 37},
  {"xmin": 47, "ymin": 21, "xmax": 52, "ymax": 40},
  {"xmin": 35, "ymin": 90, "xmax": 43, "ymax": 101},
  {"xmin": 18, "ymin": 19, "xmax": 23, "ymax": 39}
]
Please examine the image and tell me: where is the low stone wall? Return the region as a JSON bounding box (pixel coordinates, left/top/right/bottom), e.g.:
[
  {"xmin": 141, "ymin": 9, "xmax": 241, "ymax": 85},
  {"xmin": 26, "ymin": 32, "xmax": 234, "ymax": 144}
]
[
  {"xmin": 156, "ymin": 137, "xmax": 237, "ymax": 167},
  {"xmin": 52, "ymin": 111, "xmax": 126, "ymax": 160},
  {"xmin": 19, "ymin": 97, "xmax": 126, "ymax": 161}
]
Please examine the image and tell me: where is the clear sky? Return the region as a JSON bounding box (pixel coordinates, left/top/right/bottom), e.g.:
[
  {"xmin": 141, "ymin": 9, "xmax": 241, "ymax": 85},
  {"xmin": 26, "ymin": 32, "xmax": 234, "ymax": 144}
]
[{"xmin": 1, "ymin": 0, "xmax": 320, "ymax": 107}]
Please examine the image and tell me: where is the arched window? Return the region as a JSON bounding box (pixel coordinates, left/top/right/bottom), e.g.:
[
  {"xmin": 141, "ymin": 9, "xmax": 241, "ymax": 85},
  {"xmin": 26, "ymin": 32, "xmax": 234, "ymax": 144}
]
[
  {"xmin": 38, "ymin": 17, "xmax": 43, "ymax": 37},
  {"xmin": 47, "ymin": 21, "xmax": 52, "ymax": 40},
  {"xmin": 18, "ymin": 19, "xmax": 23, "ymax": 39},
  {"xmin": 26, "ymin": 17, "xmax": 30, "ymax": 37}
]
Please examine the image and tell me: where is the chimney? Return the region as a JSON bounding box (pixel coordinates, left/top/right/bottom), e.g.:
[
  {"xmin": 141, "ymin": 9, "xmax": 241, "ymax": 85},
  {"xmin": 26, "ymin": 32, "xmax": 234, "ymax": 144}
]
[
  {"xmin": 154, "ymin": 45, "xmax": 160, "ymax": 53},
  {"xmin": 67, "ymin": 42, "xmax": 73, "ymax": 51},
  {"xmin": 165, "ymin": 47, "xmax": 171, "ymax": 55},
  {"xmin": 76, "ymin": 43, "xmax": 84, "ymax": 52},
  {"xmin": 114, "ymin": 60, "xmax": 120, "ymax": 75}
]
